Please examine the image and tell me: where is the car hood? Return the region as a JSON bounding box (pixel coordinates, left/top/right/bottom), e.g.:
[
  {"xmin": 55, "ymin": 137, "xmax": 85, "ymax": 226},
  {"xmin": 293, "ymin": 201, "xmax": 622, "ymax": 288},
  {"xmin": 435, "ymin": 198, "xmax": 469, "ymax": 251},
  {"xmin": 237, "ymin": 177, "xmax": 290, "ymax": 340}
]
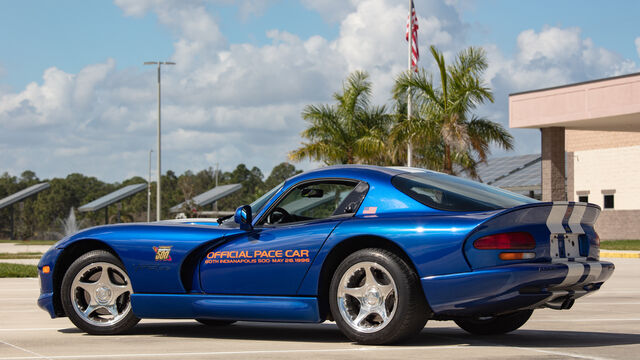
[{"xmin": 54, "ymin": 222, "xmax": 243, "ymax": 249}]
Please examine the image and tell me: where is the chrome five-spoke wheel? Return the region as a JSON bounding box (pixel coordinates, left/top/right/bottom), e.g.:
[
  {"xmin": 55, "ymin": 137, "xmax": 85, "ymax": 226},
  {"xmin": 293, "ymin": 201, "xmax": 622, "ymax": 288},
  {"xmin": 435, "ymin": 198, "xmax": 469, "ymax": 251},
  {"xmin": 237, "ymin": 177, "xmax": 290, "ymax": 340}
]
[
  {"xmin": 61, "ymin": 250, "xmax": 139, "ymax": 334},
  {"xmin": 337, "ymin": 261, "xmax": 398, "ymax": 333},
  {"xmin": 70, "ymin": 262, "xmax": 133, "ymax": 326},
  {"xmin": 329, "ymin": 248, "xmax": 429, "ymax": 344}
]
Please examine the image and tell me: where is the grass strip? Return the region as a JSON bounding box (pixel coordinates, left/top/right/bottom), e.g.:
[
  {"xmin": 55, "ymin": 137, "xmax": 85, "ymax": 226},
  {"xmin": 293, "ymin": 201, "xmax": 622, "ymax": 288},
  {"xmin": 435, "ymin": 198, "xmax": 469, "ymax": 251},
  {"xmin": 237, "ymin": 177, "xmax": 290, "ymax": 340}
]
[
  {"xmin": 0, "ymin": 263, "xmax": 38, "ymax": 278},
  {"xmin": 0, "ymin": 240, "xmax": 56, "ymax": 245},
  {"xmin": 0, "ymin": 252, "xmax": 42, "ymax": 259},
  {"xmin": 600, "ymin": 240, "xmax": 640, "ymax": 251}
]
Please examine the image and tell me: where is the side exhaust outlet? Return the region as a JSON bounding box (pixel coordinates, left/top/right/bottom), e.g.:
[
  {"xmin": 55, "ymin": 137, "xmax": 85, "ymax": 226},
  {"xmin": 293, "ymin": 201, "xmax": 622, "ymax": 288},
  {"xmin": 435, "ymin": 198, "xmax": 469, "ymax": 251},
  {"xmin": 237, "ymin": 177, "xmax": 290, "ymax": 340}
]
[{"xmin": 544, "ymin": 298, "xmax": 575, "ymax": 310}]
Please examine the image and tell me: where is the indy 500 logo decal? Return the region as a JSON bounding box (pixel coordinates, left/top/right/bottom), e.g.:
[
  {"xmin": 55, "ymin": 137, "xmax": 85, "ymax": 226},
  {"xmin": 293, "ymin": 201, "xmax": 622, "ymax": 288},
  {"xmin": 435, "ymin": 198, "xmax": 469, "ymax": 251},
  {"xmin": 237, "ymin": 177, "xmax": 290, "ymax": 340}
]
[{"xmin": 153, "ymin": 246, "xmax": 172, "ymax": 261}]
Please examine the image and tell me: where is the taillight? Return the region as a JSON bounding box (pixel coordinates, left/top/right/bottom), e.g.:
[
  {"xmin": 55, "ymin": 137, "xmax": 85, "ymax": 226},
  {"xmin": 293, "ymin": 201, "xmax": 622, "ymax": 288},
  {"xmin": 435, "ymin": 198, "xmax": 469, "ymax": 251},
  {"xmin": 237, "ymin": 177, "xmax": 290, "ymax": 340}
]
[
  {"xmin": 473, "ymin": 232, "xmax": 535, "ymax": 250},
  {"xmin": 594, "ymin": 233, "xmax": 600, "ymax": 248}
]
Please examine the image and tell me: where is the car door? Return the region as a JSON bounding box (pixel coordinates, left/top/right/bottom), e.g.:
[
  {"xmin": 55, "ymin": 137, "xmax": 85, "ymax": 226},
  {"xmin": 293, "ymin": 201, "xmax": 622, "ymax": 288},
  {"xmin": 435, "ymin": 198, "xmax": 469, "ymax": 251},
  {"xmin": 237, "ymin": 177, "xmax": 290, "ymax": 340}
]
[{"xmin": 199, "ymin": 180, "xmax": 368, "ymax": 295}]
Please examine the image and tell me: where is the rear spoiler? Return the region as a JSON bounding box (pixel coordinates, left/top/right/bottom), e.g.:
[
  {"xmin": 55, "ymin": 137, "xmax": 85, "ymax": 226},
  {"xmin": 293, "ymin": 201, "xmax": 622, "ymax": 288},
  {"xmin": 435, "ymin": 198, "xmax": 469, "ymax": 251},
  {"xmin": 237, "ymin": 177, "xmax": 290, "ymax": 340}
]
[
  {"xmin": 477, "ymin": 201, "xmax": 601, "ymax": 235},
  {"xmin": 544, "ymin": 202, "xmax": 600, "ymax": 235}
]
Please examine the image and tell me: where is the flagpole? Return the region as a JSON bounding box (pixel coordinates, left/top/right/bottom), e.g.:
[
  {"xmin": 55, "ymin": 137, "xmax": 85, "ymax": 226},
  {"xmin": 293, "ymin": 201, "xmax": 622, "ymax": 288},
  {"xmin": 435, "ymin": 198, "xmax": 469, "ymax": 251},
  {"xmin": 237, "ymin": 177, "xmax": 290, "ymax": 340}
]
[{"xmin": 407, "ymin": 0, "xmax": 413, "ymax": 167}]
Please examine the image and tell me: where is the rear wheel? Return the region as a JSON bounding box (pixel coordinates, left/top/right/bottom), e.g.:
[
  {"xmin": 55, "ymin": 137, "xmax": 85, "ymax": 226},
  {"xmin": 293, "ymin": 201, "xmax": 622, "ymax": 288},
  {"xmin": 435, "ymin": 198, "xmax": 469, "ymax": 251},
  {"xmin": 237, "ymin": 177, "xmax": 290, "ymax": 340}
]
[
  {"xmin": 61, "ymin": 250, "xmax": 139, "ymax": 335},
  {"xmin": 454, "ymin": 309, "xmax": 533, "ymax": 335},
  {"xmin": 196, "ymin": 319, "xmax": 236, "ymax": 326},
  {"xmin": 329, "ymin": 248, "xmax": 429, "ymax": 344}
]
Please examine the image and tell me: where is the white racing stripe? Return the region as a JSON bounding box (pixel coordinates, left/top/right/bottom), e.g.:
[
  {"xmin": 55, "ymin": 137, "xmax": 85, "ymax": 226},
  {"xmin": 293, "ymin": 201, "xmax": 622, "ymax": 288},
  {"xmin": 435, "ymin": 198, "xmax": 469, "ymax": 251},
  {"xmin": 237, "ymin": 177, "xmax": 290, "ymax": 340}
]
[
  {"xmin": 546, "ymin": 204, "xmax": 568, "ymax": 234},
  {"xmin": 568, "ymin": 205, "xmax": 586, "ymax": 234},
  {"xmin": 545, "ymin": 202, "xmax": 604, "ymax": 288},
  {"xmin": 586, "ymin": 262, "xmax": 602, "ymax": 282},
  {"xmin": 557, "ymin": 262, "xmax": 585, "ymax": 287}
]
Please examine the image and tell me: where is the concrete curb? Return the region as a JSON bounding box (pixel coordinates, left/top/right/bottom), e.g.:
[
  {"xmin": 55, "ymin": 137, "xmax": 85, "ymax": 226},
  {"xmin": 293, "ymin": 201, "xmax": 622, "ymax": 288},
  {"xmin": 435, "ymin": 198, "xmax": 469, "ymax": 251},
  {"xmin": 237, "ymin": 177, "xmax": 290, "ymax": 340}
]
[
  {"xmin": 601, "ymin": 251, "xmax": 640, "ymax": 259},
  {"xmin": 0, "ymin": 259, "xmax": 40, "ymax": 266}
]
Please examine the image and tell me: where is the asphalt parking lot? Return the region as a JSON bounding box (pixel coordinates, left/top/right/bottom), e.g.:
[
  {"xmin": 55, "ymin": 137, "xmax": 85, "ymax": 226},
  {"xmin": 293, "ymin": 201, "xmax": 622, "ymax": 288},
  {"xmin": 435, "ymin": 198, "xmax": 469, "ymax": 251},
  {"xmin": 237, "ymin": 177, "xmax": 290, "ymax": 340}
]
[{"xmin": 0, "ymin": 257, "xmax": 638, "ymax": 360}]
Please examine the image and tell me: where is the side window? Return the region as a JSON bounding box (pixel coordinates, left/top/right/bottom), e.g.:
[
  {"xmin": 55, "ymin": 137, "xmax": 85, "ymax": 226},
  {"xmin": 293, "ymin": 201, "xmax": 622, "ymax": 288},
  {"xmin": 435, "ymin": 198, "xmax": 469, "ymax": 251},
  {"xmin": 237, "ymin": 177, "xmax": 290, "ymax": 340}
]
[{"xmin": 261, "ymin": 181, "xmax": 365, "ymax": 225}]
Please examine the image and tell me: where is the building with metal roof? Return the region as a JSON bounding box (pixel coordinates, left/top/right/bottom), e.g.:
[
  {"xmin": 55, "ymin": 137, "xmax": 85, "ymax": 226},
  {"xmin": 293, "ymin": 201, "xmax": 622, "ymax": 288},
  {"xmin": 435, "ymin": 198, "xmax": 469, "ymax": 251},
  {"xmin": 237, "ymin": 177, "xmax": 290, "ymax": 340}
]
[{"xmin": 461, "ymin": 154, "xmax": 542, "ymax": 199}]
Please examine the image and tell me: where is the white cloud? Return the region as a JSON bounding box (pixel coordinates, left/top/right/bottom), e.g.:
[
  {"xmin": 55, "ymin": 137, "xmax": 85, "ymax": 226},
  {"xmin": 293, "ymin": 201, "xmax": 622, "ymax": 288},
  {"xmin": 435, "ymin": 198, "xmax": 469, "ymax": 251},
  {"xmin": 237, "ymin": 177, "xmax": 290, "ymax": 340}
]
[
  {"xmin": 1, "ymin": 1, "xmax": 638, "ymax": 182},
  {"xmin": 300, "ymin": 0, "xmax": 358, "ymax": 23},
  {"xmin": 488, "ymin": 27, "xmax": 636, "ymax": 91},
  {"xmin": 479, "ymin": 26, "xmax": 637, "ymax": 156}
]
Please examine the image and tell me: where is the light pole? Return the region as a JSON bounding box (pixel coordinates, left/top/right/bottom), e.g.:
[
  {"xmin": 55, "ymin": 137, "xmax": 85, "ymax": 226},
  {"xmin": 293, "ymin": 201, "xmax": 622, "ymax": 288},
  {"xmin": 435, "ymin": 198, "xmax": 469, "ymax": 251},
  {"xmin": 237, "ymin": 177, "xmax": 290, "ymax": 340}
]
[
  {"xmin": 213, "ymin": 163, "xmax": 219, "ymax": 212},
  {"xmin": 144, "ymin": 61, "xmax": 175, "ymax": 221},
  {"xmin": 147, "ymin": 149, "xmax": 153, "ymax": 222}
]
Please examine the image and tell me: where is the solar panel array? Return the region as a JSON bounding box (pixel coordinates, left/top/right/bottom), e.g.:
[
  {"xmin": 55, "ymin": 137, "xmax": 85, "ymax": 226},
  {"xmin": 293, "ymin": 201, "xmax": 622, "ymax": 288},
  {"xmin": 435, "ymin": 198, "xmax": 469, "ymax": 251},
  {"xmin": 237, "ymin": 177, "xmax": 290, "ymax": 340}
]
[
  {"xmin": 78, "ymin": 183, "xmax": 148, "ymax": 212},
  {"xmin": 169, "ymin": 183, "xmax": 242, "ymax": 213},
  {"xmin": 0, "ymin": 183, "xmax": 50, "ymax": 210}
]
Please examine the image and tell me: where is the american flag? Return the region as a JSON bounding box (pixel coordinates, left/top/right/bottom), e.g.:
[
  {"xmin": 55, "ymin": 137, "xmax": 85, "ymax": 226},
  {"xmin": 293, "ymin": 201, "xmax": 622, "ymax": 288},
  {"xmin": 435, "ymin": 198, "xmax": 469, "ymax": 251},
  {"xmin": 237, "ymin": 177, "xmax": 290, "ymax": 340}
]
[{"xmin": 406, "ymin": 0, "xmax": 419, "ymax": 72}]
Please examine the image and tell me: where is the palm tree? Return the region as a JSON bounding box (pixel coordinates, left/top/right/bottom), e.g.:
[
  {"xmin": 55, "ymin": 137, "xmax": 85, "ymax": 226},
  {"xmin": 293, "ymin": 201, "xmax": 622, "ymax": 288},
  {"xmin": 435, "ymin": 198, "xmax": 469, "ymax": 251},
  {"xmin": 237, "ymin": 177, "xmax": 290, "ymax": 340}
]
[
  {"xmin": 393, "ymin": 46, "xmax": 513, "ymax": 177},
  {"xmin": 289, "ymin": 71, "xmax": 394, "ymax": 165}
]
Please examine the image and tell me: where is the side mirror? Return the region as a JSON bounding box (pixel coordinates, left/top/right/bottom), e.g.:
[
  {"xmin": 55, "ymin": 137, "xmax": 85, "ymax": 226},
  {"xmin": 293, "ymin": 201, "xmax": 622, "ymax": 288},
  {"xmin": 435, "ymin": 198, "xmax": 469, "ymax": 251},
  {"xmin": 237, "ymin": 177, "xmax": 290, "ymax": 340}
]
[{"xmin": 234, "ymin": 205, "xmax": 253, "ymax": 231}]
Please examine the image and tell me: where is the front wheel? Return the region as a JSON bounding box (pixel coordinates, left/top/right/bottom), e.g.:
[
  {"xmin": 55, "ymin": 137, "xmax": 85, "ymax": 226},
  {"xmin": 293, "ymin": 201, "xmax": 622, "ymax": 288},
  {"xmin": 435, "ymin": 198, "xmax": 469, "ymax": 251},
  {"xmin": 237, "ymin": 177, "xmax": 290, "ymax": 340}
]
[
  {"xmin": 329, "ymin": 248, "xmax": 429, "ymax": 344},
  {"xmin": 454, "ymin": 309, "xmax": 533, "ymax": 335},
  {"xmin": 61, "ymin": 250, "xmax": 140, "ymax": 335}
]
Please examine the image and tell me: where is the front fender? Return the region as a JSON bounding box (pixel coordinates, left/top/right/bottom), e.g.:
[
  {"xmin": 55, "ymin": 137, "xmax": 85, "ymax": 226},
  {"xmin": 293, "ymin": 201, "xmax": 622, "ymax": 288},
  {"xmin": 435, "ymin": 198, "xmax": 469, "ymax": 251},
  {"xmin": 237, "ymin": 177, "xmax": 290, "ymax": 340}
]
[{"xmin": 51, "ymin": 223, "xmax": 243, "ymax": 294}]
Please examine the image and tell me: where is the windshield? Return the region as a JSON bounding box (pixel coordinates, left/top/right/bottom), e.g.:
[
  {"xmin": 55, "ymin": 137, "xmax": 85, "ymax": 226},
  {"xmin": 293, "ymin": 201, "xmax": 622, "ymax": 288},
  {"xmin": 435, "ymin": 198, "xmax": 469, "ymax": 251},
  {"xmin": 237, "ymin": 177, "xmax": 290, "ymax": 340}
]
[
  {"xmin": 392, "ymin": 172, "xmax": 538, "ymax": 212},
  {"xmin": 250, "ymin": 182, "xmax": 285, "ymax": 214}
]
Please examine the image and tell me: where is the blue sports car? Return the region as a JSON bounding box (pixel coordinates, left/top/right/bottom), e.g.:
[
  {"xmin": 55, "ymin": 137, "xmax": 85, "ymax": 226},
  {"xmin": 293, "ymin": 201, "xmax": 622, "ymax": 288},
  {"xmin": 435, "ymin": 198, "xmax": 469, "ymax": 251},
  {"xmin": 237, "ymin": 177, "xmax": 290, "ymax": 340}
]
[{"xmin": 37, "ymin": 165, "xmax": 614, "ymax": 344}]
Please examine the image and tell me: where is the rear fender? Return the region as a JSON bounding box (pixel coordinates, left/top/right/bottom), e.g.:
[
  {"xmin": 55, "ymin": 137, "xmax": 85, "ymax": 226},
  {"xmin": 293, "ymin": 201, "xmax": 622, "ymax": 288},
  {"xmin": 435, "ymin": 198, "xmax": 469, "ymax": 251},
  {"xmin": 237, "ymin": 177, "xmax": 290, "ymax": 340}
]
[{"xmin": 463, "ymin": 202, "xmax": 601, "ymax": 269}]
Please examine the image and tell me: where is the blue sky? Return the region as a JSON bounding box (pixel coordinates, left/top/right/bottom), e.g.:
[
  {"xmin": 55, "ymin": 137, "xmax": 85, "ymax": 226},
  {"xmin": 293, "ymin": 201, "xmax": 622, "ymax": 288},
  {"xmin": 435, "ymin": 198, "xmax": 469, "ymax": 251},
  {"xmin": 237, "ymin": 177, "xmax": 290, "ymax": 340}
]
[
  {"xmin": 1, "ymin": 0, "xmax": 639, "ymax": 182},
  {"xmin": 462, "ymin": 0, "xmax": 640, "ymax": 60}
]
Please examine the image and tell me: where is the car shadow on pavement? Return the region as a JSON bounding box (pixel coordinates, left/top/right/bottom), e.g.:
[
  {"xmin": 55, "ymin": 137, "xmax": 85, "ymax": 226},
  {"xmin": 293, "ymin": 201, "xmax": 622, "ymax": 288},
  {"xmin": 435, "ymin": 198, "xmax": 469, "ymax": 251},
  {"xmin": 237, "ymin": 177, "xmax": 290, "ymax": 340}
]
[
  {"xmin": 60, "ymin": 321, "xmax": 640, "ymax": 348},
  {"xmin": 120, "ymin": 321, "xmax": 349, "ymax": 343}
]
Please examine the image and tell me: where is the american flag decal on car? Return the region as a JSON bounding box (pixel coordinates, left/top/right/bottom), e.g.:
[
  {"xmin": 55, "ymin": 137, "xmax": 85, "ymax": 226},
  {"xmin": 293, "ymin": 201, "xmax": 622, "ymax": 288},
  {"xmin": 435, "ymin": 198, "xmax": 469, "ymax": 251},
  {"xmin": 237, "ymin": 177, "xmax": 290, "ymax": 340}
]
[{"xmin": 363, "ymin": 206, "xmax": 377, "ymax": 214}]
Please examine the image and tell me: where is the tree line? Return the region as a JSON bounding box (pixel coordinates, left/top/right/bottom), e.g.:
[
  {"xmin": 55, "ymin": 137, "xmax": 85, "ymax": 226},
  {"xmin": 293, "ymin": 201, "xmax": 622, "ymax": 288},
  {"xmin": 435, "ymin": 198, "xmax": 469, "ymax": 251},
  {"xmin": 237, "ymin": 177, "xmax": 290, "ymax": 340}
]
[{"xmin": 0, "ymin": 162, "xmax": 301, "ymax": 240}]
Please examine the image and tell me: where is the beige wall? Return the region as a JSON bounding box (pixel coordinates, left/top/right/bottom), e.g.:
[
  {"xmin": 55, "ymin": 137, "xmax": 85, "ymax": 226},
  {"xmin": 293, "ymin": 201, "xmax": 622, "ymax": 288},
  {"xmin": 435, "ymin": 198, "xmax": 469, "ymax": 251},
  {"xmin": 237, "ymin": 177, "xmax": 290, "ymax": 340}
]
[
  {"xmin": 566, "ymin": 129, "xmax": 640, "ymax": 152},
  {"xmin": 595, "ymin": 210, "xmax": 640, "ymax": 240},
  {"xmin": 572, "ymin": 145, "xmax": 640, "ymax": 210}
]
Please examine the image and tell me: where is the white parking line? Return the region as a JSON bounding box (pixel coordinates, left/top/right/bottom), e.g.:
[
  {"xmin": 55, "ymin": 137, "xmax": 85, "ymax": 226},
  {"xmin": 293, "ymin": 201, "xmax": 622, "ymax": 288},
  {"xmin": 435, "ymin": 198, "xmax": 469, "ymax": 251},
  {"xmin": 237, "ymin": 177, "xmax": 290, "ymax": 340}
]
[
  {"xmin": 0, "ymin": 328, "xmax": 61, "ymax": 332},
  {"xmin": 433, "ymin": 334, "xmax": 612, "ymax": 360},
  {"xmin": 504, "ymin": 345, "xmax": 611, "ymax": 360},
  {"xmin": 0, "ymin": 345, "xmax": 469, "ymax": 360},
  {"xmin": 0, "ymin": 339, "xmax": 50, "ymax": 360},
  {"xmin": 530, "ymin": 318, "xmax": 640, "ymax": 322},
  {"xmin": 579, "ymin": 302, "xmax": 640, "ymax": 305}
]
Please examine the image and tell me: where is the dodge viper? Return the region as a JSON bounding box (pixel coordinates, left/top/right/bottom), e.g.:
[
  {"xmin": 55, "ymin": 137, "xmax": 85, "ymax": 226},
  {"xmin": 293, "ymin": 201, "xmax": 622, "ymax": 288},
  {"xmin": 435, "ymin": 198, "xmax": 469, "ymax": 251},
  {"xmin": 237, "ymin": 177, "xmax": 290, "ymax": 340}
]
[{"xmin": 37, "ymin": 165, "xmax": 614, "ymax": 344}]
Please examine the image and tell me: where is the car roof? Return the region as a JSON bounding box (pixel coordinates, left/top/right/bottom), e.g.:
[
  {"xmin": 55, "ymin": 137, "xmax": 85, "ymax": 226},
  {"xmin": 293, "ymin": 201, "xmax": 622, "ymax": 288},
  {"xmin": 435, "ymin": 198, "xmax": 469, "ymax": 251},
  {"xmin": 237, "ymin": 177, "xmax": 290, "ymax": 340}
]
[
  {"xmin": 250, "ymin": 165, "xmax": 440, "ymax": 221},
  {"xmin": 285, "ymin": 164, "xmax": 434, "ymax": 184}
]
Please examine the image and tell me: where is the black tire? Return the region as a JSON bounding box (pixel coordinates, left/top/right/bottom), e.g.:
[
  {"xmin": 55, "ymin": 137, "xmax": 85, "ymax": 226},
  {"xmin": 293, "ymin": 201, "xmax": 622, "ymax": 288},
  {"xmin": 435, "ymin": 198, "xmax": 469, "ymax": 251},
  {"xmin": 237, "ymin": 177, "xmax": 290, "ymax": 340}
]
[
  {"xmin": 329, "ymin": 248, "xmax": 429, "ymax": 344},
  {"xmin": 61, "ymin": 250, "xmax": 140, "ymax": 335},
  {"xmin": 196, "ymin": 319, "xmax": 236, "ymax": 326},
  {"xmin": 454, "ymin": 309, "xmax": 533, "ymax": 335}
]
